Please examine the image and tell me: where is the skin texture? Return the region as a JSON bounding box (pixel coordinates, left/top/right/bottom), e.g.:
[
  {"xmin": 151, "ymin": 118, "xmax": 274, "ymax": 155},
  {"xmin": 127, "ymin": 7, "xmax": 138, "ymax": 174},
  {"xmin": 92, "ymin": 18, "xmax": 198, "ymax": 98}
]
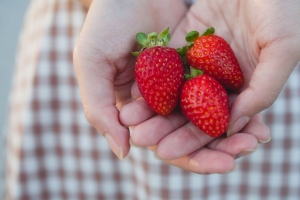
[{"xmin": 74, "ymin": 0, "xmax": 300, "ymax": 174}]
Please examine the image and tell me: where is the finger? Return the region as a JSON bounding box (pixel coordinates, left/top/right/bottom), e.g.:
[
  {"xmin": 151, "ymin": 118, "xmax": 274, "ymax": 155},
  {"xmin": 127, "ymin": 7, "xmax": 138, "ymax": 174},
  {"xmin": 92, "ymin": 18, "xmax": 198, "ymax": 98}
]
[
  {"xmin": 120, "ymin": 97, "xmax": 156, "ymax": 126},
  {"xmin": 155, "ymin": 122, "xmax": 213, "ymax": 160},
  {"xmin": 227, "ymin": 39, "xmax": 300, "ymax": 136},
  {"xmin": 206, "ymin": 134, "xmax": 258, "ymax": 159},
  {"xmin": 131, "ymin": 81, "xmax": 141, "ymax": 100},
  {"xmin": 73, "ymin": 4, "xmax": 132, "ymax": 160},
  {"xmin": 166, "ymin": 148, "xmax": 236, "ymax": 174},
  {"xmin": 131, "ymin": 111, "xmax": 188, "ymax": 146},
  {"xmin": 148, "ymin": 131, "xmax": 261, "ymax": 174},
  {"xmin": 73, "ymin": 58, "xmax": 130, "ymax": 160},
  {"xmin": 148, "ymin": 146, "xmax": 236, "ymax": 174},
  {"xmin": 239, "ymin": 114, "xmax": 271, "ymax": 143},
  {"xmin": 73, "ymin": 55, "xmax": 130, "ymax": 160},
  {"xmin": 155, "ymin": 113, "xmax": 269, "ymax": 160}
]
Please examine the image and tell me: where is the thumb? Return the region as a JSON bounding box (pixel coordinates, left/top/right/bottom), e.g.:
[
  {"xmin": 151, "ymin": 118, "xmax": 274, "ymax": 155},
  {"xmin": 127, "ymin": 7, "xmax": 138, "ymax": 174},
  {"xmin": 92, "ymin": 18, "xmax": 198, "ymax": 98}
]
[
  {"xmin": 73, "ymin": 47, "xmax": 130, "ymax": 160},
  {"xmin": 227, "ymin": 39, "xmax": 300, "ymax": 136},
  {"xmin": 73, "ymin": 5, "xmax": 130, "ymax": 160}
]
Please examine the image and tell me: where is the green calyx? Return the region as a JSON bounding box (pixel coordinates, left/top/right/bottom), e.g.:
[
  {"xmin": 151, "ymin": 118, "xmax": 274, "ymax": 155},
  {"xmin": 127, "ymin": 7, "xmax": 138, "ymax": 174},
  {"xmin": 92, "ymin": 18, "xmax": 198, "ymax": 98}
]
[
  {"xmin": 185, "ymin": 67, "xmax": 203, "ymax": 80},
  {"xmin": 176, "ymin": 27, "xmax": 215, "ymax": 58},
  {"xmin": 132, "ymin": 27, "xmax": 171, "ymax": 56}
]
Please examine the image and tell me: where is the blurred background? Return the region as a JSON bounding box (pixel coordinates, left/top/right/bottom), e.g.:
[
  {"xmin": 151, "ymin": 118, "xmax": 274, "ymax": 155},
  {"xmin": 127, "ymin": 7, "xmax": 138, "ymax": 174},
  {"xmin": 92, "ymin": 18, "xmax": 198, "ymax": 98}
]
[
  {"xmin": 0, "ymin": 0, "xmax": 30, "ymax": 196},
  {"xmin": 0, "ymin": 1, "xmax": 299, "ymax": 199}
]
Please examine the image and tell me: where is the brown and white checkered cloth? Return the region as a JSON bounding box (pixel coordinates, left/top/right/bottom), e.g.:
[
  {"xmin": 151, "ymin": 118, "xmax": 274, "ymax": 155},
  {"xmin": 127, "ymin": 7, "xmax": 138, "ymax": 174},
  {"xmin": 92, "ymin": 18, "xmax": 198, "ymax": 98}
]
[{"xmin": 4, "ymin": 0, "xmax": 300, "ymax": 199}]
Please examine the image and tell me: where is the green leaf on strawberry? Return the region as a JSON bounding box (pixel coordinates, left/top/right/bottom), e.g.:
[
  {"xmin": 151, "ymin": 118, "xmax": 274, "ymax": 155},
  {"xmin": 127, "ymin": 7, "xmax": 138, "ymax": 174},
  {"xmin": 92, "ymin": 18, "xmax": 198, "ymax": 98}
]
[
  {"xmin": 157, "ymin": 27, "xmax": 170, "ymax": 45},
  {"xmin": 182, "ymin": 27, "xmax": 244, "ymax": 90},
  {"xmin": 133, "ymin": 27, "xmax": 185, "ymax": 116},
  {"xmin": 132, "ymin": 27, "xmax": 171, "ymax": 56},
  {"xmin": 136, "ymin": 32, "xmax": 148, "ymax": 47},
  {"xmin": 185, "ymin": 30, "xmax": 199, "ymax": 43},
  {"xmin": 200, "ymin": 27, "xmax": 215, "ymax": 36},
  {"xmin": 180, "ymin": 68, "xmax": 229, "ymax": 137}
]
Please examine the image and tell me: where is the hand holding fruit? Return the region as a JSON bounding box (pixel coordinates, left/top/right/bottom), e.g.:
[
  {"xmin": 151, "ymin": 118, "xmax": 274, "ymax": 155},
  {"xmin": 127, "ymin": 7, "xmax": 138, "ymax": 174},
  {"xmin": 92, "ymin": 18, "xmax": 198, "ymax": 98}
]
[
  {"xmin": 132, "ymin": 26, "xmax": 244, "ymax": 138},
  {"xmin": 121, "ymin": 27, "xmax": 269, "ymax": 174},
  {"xmin": 123, "ymin": 0, "xmax": 300, "ymax": 162},
  {"xmin": 73, "ymin": 0, "xmax": 300, "ymax": 174},
  {"xmin": 73, "ymin": 0, "xmax": 188, "ymax": 160},
  {"xmin": 122, "ymin": 0, "xmax": 300, "ymax": 173}
]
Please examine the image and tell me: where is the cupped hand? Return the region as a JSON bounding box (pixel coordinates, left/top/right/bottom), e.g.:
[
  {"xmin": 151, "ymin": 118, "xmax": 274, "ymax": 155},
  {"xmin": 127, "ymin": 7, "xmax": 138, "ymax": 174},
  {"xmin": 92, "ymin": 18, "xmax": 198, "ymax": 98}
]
[
  {"xmin": 121, "ymin": 90, "xmax": 269, "ymax": 174},
  {"xmin": 73, "ymin": 0, "xmax": 188, "ymax": 160},
  {"xmin": 167, "ymin": 0, "xmax": 300, "ymax": 136},
  {"xmin": 120, "ymin": 0, "xmax": 300, "ymax": 173},
  {"xmin": 74, "ymin": 0, "xmax": 299, "ymax": 174}
]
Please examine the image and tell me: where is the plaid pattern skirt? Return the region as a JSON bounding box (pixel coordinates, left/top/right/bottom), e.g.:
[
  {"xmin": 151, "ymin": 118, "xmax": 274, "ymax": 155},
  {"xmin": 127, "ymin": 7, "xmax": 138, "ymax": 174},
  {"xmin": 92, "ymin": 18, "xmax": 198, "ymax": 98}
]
[{"xmin": 4, "ymin": 0, "xmax": 300, "ymax": 199}]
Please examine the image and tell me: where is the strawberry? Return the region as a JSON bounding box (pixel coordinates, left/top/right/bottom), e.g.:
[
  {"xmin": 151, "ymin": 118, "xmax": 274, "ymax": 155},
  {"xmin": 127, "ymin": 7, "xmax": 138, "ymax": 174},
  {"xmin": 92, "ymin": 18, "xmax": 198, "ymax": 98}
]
[
  {"xmin": 180, "ymin": 67, "xmax": 229, "ymax": 137},
  {"xmin": 133, "ymin": 28, "xmax": 184, "ymax": 115},
  {"xmin": 179, "ymin": 27, "xmax": 244, "ymax": 91}
]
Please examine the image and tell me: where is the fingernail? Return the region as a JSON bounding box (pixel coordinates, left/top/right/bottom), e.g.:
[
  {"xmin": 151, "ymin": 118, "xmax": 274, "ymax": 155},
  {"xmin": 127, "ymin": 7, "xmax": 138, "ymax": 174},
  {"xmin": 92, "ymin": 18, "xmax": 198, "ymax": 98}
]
[
  {"xmin": 105, "ymin": 133, "xmax": 123, "ymax": 161},
  {"xmin": 236, "ymin": 146, "xmax": 258, "ymax": 158},
  {"xmin": 129, "ymin": 127, "xmax": 139, "ymax": 147},
  {"xmin": 129, "ymin": 126, "xmax": 135, "ymax": 135},
  {"xmin": 229, "ymin": 164, "xmax": 238, "ymax": 173},
  {"xmin": 259, "ymin": 136, "xmax": 271, "ymax": 144},
  {"xmin": 227, "ymin": 116, "xmax": 250, "ymax": 137}
]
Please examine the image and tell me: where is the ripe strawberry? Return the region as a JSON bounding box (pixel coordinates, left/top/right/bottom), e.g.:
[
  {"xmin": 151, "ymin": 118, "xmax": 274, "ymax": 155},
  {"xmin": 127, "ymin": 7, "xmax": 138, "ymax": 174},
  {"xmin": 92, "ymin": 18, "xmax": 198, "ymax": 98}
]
[
  {"xmin": 180, "ymin": 67, "xmax": 229, "ymax": 137},
  {"xmin": 133, "ymin": 28, "xmax": 184, "ymax": 115},
  {"xmin": 182, "ymin": 27, "xmax": 244, "ymax": 91}
]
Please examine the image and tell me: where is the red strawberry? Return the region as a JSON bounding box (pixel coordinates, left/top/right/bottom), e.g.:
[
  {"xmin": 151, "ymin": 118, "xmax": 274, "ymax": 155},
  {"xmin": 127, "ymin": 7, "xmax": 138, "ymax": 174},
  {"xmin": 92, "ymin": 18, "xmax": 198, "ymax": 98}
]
[
  {"xmin": 133, "ymin": 28, "xmax": 184, "ymax": 115},
  {"xmin": 180, "ymin": 67, "xmax": 229, "ymax": 137},
  {"xmin": 182, "ymin": 27, "xmax": 244, "ymax": 91}
]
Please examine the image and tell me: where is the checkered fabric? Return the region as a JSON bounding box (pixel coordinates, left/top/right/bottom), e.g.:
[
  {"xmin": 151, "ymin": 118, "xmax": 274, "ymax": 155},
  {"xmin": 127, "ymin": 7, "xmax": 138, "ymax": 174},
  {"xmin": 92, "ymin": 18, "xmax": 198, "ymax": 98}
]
[{"xmin": 4, "ymin": 0, "xmax": 300, "ymax": 199}]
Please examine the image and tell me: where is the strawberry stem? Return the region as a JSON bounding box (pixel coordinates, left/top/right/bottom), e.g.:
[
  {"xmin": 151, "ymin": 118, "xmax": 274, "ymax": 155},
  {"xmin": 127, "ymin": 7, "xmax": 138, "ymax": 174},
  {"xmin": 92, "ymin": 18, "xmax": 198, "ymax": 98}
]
[
  {"xmin": 185, "ymin": 67, "xmax": 203, "ymax": 80},
  {"xmin": 177, "ymin": 27, "xmax": 216, "ymax": 59},
  {"xmin": 132, "ymin": 27, "xmax": 171, "ymax": 56},
  {"xmin": 201, "ymin": 27, "xmax": 215, "ymax": 36},
  {"xmin": 185, "ymin": 31, "xmax": 199, "ymax": 43},
  {"xmin": 184, "ymin": 74, "xmax": 192, "ymax": 80},
  {"xmin": 157, "ymin": 27, "xmax": 170, "ymax": 46},
  {"xmin": 190, "ymin": 67, "xmax": 203, "ymax": 78},
  {"xmin": 176, "ymin": 46, "xmax": 188, "ymax": 57},
  {"xmin": 148, "ymin": 32, "xmax": 158, "ymax": 46}
]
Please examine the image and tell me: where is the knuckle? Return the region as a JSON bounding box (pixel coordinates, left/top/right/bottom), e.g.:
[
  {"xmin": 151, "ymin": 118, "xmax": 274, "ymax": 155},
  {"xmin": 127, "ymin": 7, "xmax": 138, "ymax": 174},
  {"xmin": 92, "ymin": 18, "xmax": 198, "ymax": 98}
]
[{"xmin": 260, "ymin": 97, "xmax": 275, "ymax": 110}]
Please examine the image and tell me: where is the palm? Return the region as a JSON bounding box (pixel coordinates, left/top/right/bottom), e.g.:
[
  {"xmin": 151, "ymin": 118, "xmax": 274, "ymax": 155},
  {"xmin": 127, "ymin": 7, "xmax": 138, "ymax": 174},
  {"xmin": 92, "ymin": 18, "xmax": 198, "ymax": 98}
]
[
  {"xmin": 180, "ymin": 0, "xmax": 299, "ymax": 135},
  {"xmin": 120, "ymin": 1, "xmax": 276, "ymax": 173},
  {"xmin": 76, "ymin": 0, "xmax": 299, "ymax": 174},
  {"xmin": 171, "ymin": 1, "xmax": 260, "ymax": 87},
  {"xmin": 88, "ymin": 1, "xmax": 188, "ymax": 109}
]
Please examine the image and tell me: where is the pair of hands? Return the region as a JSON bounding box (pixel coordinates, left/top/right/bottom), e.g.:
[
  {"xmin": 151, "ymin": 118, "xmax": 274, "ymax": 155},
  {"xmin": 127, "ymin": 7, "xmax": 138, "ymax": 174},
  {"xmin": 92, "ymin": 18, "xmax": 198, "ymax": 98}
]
[{"xmin": 73, "ymin": 0, "xmax": 300, "ymax": 174}]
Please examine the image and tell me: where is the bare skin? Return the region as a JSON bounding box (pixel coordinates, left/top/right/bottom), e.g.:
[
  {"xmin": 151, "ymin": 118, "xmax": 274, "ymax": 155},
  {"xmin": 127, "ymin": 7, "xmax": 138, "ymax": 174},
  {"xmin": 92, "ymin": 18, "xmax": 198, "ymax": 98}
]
[{"xmin": 74, "ymin": 0, "xmax": 300, "ymax": 174}]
